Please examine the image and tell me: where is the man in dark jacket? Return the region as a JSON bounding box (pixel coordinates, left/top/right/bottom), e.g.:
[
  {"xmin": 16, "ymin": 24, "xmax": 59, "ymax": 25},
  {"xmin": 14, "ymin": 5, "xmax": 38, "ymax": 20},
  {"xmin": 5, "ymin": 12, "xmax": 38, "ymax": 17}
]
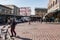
[{"xmin": 10, "ymin": 18, "xmax": 16, "ymax": 37}]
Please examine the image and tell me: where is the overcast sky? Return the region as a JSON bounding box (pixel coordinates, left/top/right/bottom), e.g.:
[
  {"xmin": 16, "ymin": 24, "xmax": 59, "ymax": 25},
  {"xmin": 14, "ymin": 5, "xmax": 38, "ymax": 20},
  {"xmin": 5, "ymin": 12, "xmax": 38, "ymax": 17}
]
[{"xmin": 0, "ymin": 0, "xmax": 48, "ymax": 15}]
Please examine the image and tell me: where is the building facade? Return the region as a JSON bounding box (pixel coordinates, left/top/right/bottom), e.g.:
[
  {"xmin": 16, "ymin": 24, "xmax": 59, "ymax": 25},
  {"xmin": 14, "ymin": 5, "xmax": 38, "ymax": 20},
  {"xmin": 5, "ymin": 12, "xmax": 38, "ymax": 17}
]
[
  {"xmin": 5, "ymin": 5, "xmax": 20, "ymax": 16},
  {"xmin": 48, "ymin": 0, "xmax": 59, "ymax": 13},
  {"xmin": 35, "ymin": 8, "xmax": 47, "ymax": 18},
  {"xmin": 45, "ymin": 0, "xmax": 60, "ymax": 22},
  {"xmin": 0, "ymin": 5, "xmax": 12, "ymax": 15},
  {"xmin": 20, "ymin": 7, "xmax": 31, "ymax": 16},
  {"xmin": 0, "ymin": 5, "xmax": 12, "ymax": 23},
  {"xmin": 30, "ymin": 8, "xmax": 47, "ymax": 22}
]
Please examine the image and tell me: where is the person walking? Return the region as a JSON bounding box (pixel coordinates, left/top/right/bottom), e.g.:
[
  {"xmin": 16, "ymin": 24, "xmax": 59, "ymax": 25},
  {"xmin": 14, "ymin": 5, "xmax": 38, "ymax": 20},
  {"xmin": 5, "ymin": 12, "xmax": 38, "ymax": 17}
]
[{"xmin": 10, "ymin": 18, "xmax": 17, "ymax": 37}]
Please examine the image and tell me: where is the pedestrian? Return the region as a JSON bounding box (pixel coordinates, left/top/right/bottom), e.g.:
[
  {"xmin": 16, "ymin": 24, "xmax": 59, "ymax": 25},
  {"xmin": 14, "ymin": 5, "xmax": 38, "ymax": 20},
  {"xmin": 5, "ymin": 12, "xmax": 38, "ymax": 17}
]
[
  {"xmin": 29, "ymin": 20, "xmax": 31, "ymax": 24},
  {"xmin": 10, "ymin": 18, "xmax": 17, "ymax": 37},
  {"xmin": 41, "ymin": 18, "xmax": 43, "ymax": 24},
  {"xmin": 7, "ymin": 19, "xmax": 11, "ymax": 24},
  {"xmin": 29, "ymin": 18, "xmax": 31, "ymax": 25}
]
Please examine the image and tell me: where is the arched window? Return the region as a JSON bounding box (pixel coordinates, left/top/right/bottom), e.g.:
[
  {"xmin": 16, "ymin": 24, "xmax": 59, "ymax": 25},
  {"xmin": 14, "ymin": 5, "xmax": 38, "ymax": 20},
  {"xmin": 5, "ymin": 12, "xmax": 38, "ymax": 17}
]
[
  {"xmin": 56, "ymin": 0, "xmax": 57, "ymax": 4},
  {"xmin": 53, "ymin": 1, "xmax": 54, "ymax": 6},
  {"xmin": 51, "ymin": 4, "xmax": 52, "ymax": 8}
]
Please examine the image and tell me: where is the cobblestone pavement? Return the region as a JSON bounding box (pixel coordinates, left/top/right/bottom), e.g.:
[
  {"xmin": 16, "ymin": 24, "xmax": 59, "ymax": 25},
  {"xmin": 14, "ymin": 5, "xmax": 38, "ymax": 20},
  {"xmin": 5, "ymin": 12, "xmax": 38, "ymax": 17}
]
[{"xmin": 1, "ymin": 22, "xmax": 60, "ymax": 40}]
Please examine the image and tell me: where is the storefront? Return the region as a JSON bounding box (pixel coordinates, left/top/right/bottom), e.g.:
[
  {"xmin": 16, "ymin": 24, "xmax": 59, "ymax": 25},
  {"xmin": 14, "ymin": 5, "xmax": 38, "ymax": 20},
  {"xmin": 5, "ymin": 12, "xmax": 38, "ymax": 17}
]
[{"xmin": 45, "ymin": 10, "xmax": 60, "ymax": 22}]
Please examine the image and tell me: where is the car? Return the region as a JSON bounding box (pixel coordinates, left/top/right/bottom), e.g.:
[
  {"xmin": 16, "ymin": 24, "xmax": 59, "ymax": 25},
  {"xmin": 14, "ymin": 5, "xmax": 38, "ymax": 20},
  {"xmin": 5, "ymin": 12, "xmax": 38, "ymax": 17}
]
[{"xmin": 16, "ymin": 20, "xmax": 22, "ymax": 23}]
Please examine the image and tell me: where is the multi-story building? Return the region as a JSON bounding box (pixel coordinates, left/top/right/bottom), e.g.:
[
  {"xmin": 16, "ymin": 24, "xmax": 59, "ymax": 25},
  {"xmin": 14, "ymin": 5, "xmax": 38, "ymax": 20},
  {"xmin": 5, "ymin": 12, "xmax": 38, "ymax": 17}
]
[
  {"xmin": 0, "ymin": 4, "xmax": 12, "ymax": 23},
  {"xmin": 5, "ymin": 5, "xmax": 20, "ymax": 16},
  {"xmin": 45, "ymin": 0, "xmax": 60, "ymax": 20},
  {"xmin": 48, "ymin": 0, "xmax": 59, "ymax": 13},
  {"xmin": 19, "ymin": 7, "xmax": 31, "ymax": 22},
  {"xmin": 35, "ymin": 8, "xmax": 47, "ymax": 18},
  {"xmin": 0, "ymin": 5, "xmax": 12, "ymax": 15},
  {"xmin": 20, "ymin": 7, "xmax": 31, "ymax": 16},
  {"xmin": 30, "ymin": 8, "xmax": 47, "ymax": 22}
]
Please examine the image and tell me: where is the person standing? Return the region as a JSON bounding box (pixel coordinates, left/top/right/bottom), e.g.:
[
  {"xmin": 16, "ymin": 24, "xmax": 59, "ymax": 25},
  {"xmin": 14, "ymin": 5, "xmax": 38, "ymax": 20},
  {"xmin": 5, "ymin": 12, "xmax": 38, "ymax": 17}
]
[
  {"xmin": 7, "ymin": 19, "xmax": 11, "ymax": 24},
  {"xmin": 29, "ymin": 17, "xmax": 31, "ymax": 24},
  {"xmin": 10, "ymin": 18, "xmax": 17, "ymax": 37},
  {"xmin": 40, "ymin": 17, "xmax": 43, "ymax": 24},
  {"xmin": 29, "ymin": 20, "xmax": 31, "ymax": 24}
]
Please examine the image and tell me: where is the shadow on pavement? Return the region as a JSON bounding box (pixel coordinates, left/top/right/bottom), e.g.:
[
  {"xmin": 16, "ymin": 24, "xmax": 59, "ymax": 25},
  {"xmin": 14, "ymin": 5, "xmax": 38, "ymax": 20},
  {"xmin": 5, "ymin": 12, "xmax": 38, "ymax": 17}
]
[
  {"xmin": 0, "ymin": 23, "xmax": 7, "ymax": 26},
  {"xmin": 11, "ymin": 37, "xmax": 15, "ymax": 40},
  {"xmin": 16, "ymin": 36, "xmax": 32, "ymax": 40}
]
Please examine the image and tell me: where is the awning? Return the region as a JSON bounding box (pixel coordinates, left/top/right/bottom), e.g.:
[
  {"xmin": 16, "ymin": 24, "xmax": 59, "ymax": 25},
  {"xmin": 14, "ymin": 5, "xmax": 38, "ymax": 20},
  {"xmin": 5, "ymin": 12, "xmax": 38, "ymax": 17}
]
[
  {"xmin": 43, "ymin": 9, "xmax": 60, "ymax": 19},
  {"xmin": 44, "ymin": 9, "xmax": 60, "ymax": 17}
]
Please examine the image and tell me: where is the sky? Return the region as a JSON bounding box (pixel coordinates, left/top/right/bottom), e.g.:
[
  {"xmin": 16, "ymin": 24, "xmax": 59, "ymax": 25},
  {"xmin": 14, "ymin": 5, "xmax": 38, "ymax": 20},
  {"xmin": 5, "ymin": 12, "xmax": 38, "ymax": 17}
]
[{"xmin": 0, "ymin": 0, "xmax": 48, "ymax": 15}]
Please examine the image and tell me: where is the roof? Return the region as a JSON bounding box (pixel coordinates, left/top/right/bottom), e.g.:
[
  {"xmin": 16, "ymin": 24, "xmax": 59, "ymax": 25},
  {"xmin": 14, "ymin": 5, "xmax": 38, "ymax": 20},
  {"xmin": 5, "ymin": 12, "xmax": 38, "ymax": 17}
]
[
  {"xmin": 35, "ymin": 8, "xmax": 47, "ymax": 11},
  {"xmin": 35, "ymin": 8, "xmax": 47, "ymax": 13},
  {"xmin": 4, "ymin": 5, "xmax": 19, "ymax": 8},
  {"xmin": 0, "ymin": 4, "xmax": 12, "ymax": 10}
]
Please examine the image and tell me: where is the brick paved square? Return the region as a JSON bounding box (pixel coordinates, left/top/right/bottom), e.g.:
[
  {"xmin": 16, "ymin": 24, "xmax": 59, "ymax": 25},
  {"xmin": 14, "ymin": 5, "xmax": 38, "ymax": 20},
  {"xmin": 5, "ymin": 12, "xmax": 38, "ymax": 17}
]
[
  {"xmin": 13, "ymin": 22, "xmax": 60, "ymax": 40},
  {"xmin": 1, "ymin": 22, "xmax": 60, "ymax": 40}
]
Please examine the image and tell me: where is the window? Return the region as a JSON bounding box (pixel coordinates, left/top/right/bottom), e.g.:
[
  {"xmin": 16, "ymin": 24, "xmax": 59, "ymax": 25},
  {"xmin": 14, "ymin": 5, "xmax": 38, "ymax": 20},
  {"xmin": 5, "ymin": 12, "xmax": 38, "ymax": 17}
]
[
  {"xmin": 53, "ymin": 1, "xmax": 54, "ymax": 6},
  {"xmin": 2, "ymin": 9, "xmax": 5, "ymax": 13},
  {"xmin": 51, "ymin": 4, "xmax": 52, "ymax": 8},
  {"xmin": 0, "ymin": 8, "xmax": 2, "ymax": 11},
  {"xmin": 56, "ymin": 0, "xmax": 57, "ymax": 4}
]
